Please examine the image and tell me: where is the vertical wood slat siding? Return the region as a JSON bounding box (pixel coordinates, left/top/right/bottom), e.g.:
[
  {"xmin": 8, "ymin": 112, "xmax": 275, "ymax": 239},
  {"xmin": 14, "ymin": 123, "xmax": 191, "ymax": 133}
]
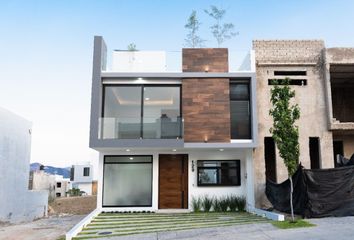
[
  {"xmin": 182, "ymin": 78, "xmax": 231, "ymax": 142},
  {"xmin": 158, "ymin": 154, "xmax": 188, "ymax": 209},
  {"xmin": 182, "ymin": 48, "xmax": 231, "ymax": 143}
]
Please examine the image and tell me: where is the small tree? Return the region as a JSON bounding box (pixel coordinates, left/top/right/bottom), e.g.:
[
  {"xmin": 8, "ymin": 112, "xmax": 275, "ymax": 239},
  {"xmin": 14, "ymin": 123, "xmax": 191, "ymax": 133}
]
[
  {"xmin": 204, "ymin": 5, "xmax": 237, "ymax": 47},
  {"xmin": 127, "ymin": 43, "xmax": 137, "ymax": 51},
  {"xmin": 269, "ymin": 78, "xmax": 300, "ymax": 222},
  {"xmin": 184, "ymin": 10, "xmax": 205, "ymax": 48}
]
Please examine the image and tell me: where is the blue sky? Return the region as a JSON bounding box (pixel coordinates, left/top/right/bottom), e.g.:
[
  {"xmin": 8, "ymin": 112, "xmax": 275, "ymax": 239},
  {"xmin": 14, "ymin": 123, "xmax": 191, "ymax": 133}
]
[{"xmin": 0, "ymin": 0, "xmax": 354, "ymax": 169}]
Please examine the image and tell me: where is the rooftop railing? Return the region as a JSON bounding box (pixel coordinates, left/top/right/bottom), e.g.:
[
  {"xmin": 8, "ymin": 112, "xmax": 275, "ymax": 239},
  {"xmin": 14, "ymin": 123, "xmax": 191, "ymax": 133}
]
[{"xmin": 103, "ymin": 50, "xmax": 255, "ymax": 73}]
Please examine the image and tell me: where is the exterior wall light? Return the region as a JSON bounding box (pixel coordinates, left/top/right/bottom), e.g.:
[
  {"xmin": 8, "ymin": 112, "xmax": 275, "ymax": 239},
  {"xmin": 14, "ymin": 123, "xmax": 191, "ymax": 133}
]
[
  {"xmin": 204, "ymin": 66, "xmax": 209, "ymax": 72},
  {"xmin": 191, "ymin": 160, "xmax": 195, "ymax": 172},
  {"xmin": 204, "ymin": 136, "xmax": 208, "ymax": 143}
]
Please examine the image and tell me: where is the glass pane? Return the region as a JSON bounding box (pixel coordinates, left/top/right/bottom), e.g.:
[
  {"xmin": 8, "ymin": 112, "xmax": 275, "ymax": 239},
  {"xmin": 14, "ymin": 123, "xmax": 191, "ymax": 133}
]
[
  {"xmin": 220, "ymin": 168, "xmax": 238, "ymax": 185},
  {"xmin": 143, "ymin": 86, "xmax": 181, "ymax": 139},
  {"xmin": 231, "ymin": 101, "xmax": 251, "ymax": 139},
  {"xmin": 103, "ymin": 86, "xmax": 142, "ymax": 139},
  {"xmin": 230, "ymin": 84, "xmax": 249, "ymax": 100},
  {"xmin": 199, "ymin": 162, "xmax": 219, "ymax": 167},
  {"xmin": 103, "ymin": 161, "xmax": 152, "ymax": 206},
  {"xmin": 105, "ymin": 156, "xmax": 152, "ymax": 163},
  {"xmin": 198, "ymin": 169, "xmax": 218, "ymax": 184}
]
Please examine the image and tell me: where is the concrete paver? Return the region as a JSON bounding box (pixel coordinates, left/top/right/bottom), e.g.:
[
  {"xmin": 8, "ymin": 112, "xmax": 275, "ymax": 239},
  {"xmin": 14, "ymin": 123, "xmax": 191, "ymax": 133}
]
[{"xmin": 98, "ymin": 216, "xmax": 354, "ymax": 240}]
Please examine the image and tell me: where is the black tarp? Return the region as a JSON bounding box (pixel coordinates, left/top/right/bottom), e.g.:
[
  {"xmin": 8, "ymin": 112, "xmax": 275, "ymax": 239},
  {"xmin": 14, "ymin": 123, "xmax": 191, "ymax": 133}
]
[
  {"xmin": 265, "ymin": 166, "xmax": 307, "ymax": 215},
  {"xmin": 337, "ymin": 154, "xmax": 354, "ymax": 167},
  {"xmin": 266, "ymin": 164, "xmax": 354, "ymax": 218}
]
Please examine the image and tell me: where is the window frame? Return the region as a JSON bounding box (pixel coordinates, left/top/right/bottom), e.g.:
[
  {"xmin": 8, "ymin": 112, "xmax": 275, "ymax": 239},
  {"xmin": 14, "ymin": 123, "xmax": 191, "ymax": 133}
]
[
  {"xmin": 101, "ymin": 84, "xmax": 182, "ymax": 139},
  {"xmin": 102, "ymin": 155, "xmax": 153, "ymax": 208},
  {"xmin": 229, "ymin": 82, "xmax": 251, "ymax": 139},
  {"xmin": 197, "ymin": 160, "xmax": 241, "ymax": 187},
  {"xmin": 83, "ymin": 167, "xmax": 90, "ymax": 177}
]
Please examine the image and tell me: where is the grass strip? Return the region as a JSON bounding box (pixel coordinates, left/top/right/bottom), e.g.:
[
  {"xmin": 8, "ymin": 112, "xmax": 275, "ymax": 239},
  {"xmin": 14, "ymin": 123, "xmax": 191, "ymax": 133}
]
[
  {"xmin": 91, "ymin": 215, "xmax": 263, "ymax": 224},
  {"xmin": 272, "ymin": 219, "xmax": 315, "ymax": 229},
  {"xmin": 80, "ymin": 218, "xmax": 269, "ymax": 235},
  {"xmin": 74, "ymin": 220, "xmax": 270, "ymax": 239},
  {"xmin": 88, "ymin": 216, "xmax": 267, "ymax": 228},
  {"xmin": 93, "ymin": 213, "xmax": 255, "ymax": 222},
  {"xmin": 84, "ymin": 219, "xmax": 269, "ymax": 232}
]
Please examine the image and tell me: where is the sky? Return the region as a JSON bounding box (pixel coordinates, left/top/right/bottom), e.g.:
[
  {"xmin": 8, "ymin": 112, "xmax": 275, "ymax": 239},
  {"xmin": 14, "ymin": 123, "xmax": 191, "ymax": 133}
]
[{"xmin": 0, "ymin": 0, "xmax": 354, "ymax": 171}]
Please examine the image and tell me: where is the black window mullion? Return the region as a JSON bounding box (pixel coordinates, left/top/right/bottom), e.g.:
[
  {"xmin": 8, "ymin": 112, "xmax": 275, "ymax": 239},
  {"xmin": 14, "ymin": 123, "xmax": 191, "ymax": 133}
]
[{"xmin": 140, "ymin": 85, "xmax": 144, "ymax": 139}]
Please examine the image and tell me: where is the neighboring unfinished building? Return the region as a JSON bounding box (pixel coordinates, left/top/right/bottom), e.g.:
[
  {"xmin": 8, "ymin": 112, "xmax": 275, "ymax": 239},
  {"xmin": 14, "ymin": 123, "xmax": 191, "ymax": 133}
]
[
  {"xmin": 324, "ymin": 48, "xmax": 354, "ymax": 164},
  {"xmin": 252, "ymin": 40, "xmax": 354, "ymax": 207}
]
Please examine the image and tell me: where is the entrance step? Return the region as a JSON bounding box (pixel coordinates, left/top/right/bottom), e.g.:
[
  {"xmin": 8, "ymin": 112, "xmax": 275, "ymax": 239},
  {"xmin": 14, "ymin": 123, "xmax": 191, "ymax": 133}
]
[{"xmin": 156, "ymin": 209, "xmax": 191, "ymax": 214}]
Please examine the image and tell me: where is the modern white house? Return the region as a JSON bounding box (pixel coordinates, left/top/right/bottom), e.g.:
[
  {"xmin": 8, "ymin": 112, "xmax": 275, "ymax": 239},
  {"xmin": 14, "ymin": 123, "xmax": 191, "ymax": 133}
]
[
  {"xmin": 70, "ymin": 164, "xmax": 94, "ymax": 195},
  {"xmin": 89, "ymin": 36, "xmax": 258, "ymax": 212},
  {"xmin": 0, "ymin": 107, "xmax": 48, "ymax": 223}
]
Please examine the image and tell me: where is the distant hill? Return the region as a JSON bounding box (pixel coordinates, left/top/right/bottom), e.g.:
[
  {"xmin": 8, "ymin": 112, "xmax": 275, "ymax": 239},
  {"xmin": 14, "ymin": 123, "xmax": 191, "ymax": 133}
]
[{"xmin": 30, "ymin": 162, "xmax": 71, "ymax": 179}]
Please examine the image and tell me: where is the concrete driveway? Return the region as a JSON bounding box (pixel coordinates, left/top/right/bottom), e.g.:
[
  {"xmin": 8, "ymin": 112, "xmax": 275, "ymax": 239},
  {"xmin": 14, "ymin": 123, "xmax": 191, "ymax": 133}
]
[
  {"xmin": 98, "ymin": 216, "xmax": 354, "ymax": 240},
  {"xmin": 0, "ymin": 214, "xmax": 84, "ymax": 240}
]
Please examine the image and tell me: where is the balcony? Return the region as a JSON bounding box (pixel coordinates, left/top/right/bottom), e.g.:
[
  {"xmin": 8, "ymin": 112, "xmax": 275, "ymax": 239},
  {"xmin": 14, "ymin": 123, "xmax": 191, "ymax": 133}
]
[{"xmin": 98, "ymin": 117, "xmax": 183, "ymax": 140}]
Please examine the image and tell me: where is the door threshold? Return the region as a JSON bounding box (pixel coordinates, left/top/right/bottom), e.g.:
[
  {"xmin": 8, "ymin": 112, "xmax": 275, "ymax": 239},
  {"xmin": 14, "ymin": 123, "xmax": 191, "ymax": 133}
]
[{"xmin": 156, "ymin": 209, "xmax": 191, "ymax": 214}]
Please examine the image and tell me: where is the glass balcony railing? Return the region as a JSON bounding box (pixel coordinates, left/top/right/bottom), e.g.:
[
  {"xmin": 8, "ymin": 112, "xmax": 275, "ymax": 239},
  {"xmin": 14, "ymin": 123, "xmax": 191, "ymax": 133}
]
[
  {"xmin": 103, "ymin": 50, "xmax": 255, "ymax": 73},
  {"xmin": 98, "ymin": 117, "xmax": 183, "ymax": 140}
]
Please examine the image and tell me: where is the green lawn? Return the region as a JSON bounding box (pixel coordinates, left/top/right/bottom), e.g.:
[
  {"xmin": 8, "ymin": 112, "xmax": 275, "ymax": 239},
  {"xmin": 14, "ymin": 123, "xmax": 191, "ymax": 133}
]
[
  {"xmin": 74, "ymin": 212, "xmax": 270, "ymax": 239},
  {"xmin": 272, "ymin": 219, "xmax": 315, "ymax": 229}
]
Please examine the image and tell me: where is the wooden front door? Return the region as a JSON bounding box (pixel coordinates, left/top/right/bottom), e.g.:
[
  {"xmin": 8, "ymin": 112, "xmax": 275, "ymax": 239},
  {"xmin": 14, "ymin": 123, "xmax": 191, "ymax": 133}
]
[{"xmin": 159, "ymin": 154, "xmax": 188, "ymax": 209}]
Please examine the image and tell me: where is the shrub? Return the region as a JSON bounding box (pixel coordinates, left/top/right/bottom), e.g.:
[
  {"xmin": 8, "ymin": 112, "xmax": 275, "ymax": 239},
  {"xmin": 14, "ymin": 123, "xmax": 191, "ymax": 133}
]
[
  {"xmin": 228, "ymin": 195, "xmax": 238, "ymax": 212},
  {"xmin": 201, "ymin": 195, "xmax": 213, "ymax": 212},
  {"xmin": 219, "ymin": 197, "xmax": 229, "ymax": 212},
  {"xmin": 191, "ymin": 196, "xmax": 202, "ymax": 212},
  {"xmin": 212, "ymin": 197, "xmax": 221, "ymax": 212},
  {"xmin": 236, "ymin": 196, "xmax": 246, "ymax": 212}
]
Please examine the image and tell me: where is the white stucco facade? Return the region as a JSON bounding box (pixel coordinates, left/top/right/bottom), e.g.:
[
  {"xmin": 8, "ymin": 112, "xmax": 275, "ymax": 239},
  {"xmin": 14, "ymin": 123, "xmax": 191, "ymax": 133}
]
[
  {"xmin": 96, "ymin": 148, "xmax": 255, "ymax": 212},
  {"xmin": 0, "ymin": 107, "xmax": 48, "ymax": 223}
]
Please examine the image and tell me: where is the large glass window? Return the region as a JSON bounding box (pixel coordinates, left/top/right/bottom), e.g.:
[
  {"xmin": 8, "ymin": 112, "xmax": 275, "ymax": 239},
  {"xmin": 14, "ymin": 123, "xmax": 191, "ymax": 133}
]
[
  {"xmin": 197, "ymin": 160, "xmax": 241, "ymax": 186},
  {"xmin": 230, "ymin": 83, "xmax": 251, "ymax": 139},
  {"xmin": 102, "ymin": 85, "xmax": 181, "ymax": 139},
  {"xmin": 143, "ymin": 86, "xmax": 181, "ymax": 139},
  {"xmin": 102, "ymin": 86, "xmax": 142, "ymax": 139},
  {"xmin": 103, "ymin": 156, "xmax": 152, "ymax": 207}
]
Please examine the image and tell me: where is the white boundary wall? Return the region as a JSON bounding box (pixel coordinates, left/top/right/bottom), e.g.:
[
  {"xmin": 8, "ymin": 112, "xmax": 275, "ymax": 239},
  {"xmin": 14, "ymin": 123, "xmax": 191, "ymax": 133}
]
[{"xmin": 0, "ymin": 107, "xmax": 48, "ymax": 223}]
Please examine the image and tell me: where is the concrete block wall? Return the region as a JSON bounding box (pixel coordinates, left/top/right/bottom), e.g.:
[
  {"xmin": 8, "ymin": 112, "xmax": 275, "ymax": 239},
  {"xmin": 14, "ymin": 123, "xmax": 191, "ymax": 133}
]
[
  {"xmin": 252, "ymin": 40, "xmax": 334, "ymax": 207},
  {"xmin": 253, "ymin": 40, "xmax": 325, "ymax": 64}
]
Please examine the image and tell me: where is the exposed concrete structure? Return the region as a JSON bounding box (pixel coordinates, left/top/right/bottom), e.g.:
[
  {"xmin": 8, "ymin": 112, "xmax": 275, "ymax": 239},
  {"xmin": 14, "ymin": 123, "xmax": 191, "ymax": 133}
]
[
  {"xmin": 55, "ymin": 175, "xmax": 71, "ymax": 198},
  {"xmin": 0, "ymin": 107, "xmax": 48, "ymax": 223},
  {"xmin": 30, "ymin": 170, "xmax": 56, "ymax": 201},
  {"xmin": 253, "ymin": 40, "xmax": 336, "ymax": 206},
  {"xmin": 253, "ymin": 40, "xmax": 354, "ymax": 207},
  {"xmin": 324, "ymin": 48, "xmax": 354, "ymax": 159}
]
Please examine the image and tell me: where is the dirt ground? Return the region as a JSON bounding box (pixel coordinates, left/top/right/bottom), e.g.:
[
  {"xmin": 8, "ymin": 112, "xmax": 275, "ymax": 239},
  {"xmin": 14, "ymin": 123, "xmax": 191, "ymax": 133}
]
[{"xmin": 49, "ymin": 195, "xmax": 97, "ymax": 215}]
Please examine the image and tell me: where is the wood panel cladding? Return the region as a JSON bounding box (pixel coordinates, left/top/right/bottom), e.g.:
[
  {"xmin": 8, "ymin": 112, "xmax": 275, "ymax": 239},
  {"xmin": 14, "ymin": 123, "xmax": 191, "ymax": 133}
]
[
  {"xmin": 182, "ymin": 78, "xmax": 231, "ymax": 142},
  {"xmin": 182, "ymin": 48, "xmax": 228, "ymax": 72},
  {"xmin": 159, "ymin": 154, "xmax": 188, "ymax": 209}
]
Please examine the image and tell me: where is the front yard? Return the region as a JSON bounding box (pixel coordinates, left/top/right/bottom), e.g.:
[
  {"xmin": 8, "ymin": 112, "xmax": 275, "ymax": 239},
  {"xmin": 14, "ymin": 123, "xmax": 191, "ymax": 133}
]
[{"xmin": 74, "ymin": 212, "xmax": 269, "ymax": 239}]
